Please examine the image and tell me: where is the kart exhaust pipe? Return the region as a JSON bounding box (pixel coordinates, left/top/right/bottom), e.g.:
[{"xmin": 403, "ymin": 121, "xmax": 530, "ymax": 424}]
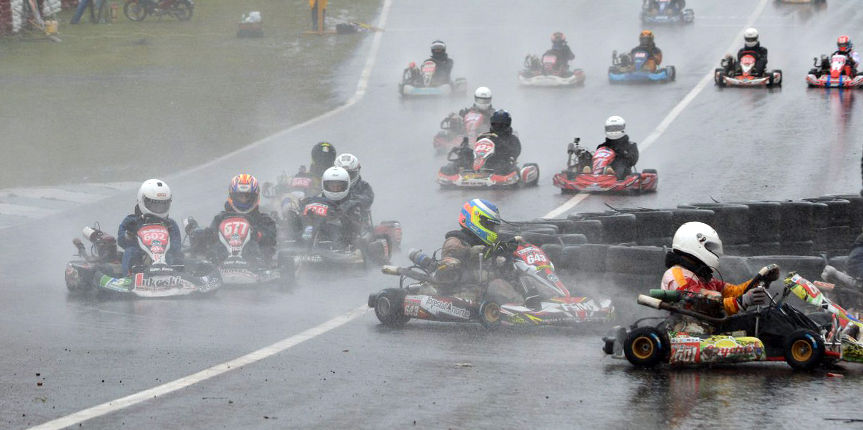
[
  {"xmin": 381, "ymin": 265, "xmax": 436, "ymax": 284},
  {"xmin": 637, "ymin": 294, "xmax": 728, "ymax": 325}
]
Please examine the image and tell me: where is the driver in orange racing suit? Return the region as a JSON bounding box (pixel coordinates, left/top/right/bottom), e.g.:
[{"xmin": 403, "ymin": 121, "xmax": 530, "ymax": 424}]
[
  {"xmin": 661, "ymin": 222, "xmax": 778, "ymax": 333},
  {"xmin": 630, "ymin": 30, "xmax": 663, "ymax": 72}
]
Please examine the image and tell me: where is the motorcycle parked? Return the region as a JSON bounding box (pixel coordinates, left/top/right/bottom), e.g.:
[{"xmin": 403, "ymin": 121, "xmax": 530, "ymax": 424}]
[
  {"xmin": 437, "ymin": 137, "xmax": 539, "ymax": 189},
  {"xmin": 369, "ymin": 238, "xmax": 614, "ymax": 328},
  {"xmin": 124, "ymin": 0, "xmax": 193, "ymax": 22},
  {"xmin": 65, "ymin": 221, "xmax": 220, "ymax": 297}
]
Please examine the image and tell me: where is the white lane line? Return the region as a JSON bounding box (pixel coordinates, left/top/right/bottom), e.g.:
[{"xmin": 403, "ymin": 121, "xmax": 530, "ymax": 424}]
[
  {"xmin": 28, "ymin": 305, "xmax": 369, "ymax": 430},
  {"xmin": 541, "ymin": 0, "xmax": 771, "ymax": 219},
  {"xmin": 174, "ymin": 0, "xmax": 394, "ymax": 180},
  {"xmin": 0, "ymin": 188, "xmax": 106, "ymax": 204}
]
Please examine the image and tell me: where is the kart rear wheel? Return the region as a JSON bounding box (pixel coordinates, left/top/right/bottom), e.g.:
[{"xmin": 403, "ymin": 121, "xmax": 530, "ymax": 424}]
[
  {"xmin": 479, "ymin": 301, "xmax": 501, "ymax": 329},
  {"xmin": 624, "ymin": 326, "xmax": 668, "ymax": 367},
  {"xmin": 373, "ymin": 289, "xmax": 410, "ymax": 328},
  {"xmin": 784, "ymin": 329, "xmax": 825, "ymax": 370}
]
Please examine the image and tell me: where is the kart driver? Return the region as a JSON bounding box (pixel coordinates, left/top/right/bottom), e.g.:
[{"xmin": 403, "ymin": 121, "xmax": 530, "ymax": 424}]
[
  {"xmin": 631, "ymin": 30, "xmax": 663, "ymax": 72},
  {"xmin": 662, "ymin": 222, "xmax": 778, "ymax": 334},
  {"xmin": 427, "ymin": 40, "xmax": 454, "ymax": 86},
  {"xmin": 592, "ymin": 116, "xmax": 639, "ymax": 180},
  {"xmin": 476, "ymin": 109, "xmax": 522, "ymax": 174},
  {"xmin": 723, "ymin": 28, "xmax": 768, "ymax": 77},
  {"xmin": 306, "ymin": 166, "xmax": 367, "ymax": 246},
  {"xmin": 830, "ymin": 35, "xmax": 860, "ymax": 77},
  {"xmin": 309, "ymin": 141, "xmax": 338, "ymax": 180},
  {"xmin": 433, "ymin": 199, "xmax": 536, "ymax": 307},
  {"xmin": 189, "ymin": 174, "xmax": 277, "ymax": 261},
  {"xmin": 547, "ymin": 32, "xmax": 575, "ymax": 74},
  {"xmin": 118, "ymin": 179, "xmax": 184, "ymax": 275},
  {"xmin": 334, "ymin": 153, "xmax": 375, "ymax": 213},
  {"xmin": 457, "ymin": 86, "xmax": 494, "ymax": 121}
]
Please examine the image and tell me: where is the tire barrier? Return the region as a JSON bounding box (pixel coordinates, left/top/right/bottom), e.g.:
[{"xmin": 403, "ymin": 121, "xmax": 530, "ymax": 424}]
[{"xmin": 678, "ymin": 203, "xmax": 749, "ymax": 246}]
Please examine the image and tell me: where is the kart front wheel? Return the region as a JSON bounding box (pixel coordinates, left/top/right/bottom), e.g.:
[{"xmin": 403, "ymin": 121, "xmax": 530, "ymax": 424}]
[
  {"xmin": 665, "ymin": 66, "xmax": 676, "ymax": 82},
  {"xmin": 373, "ymin": 289, "xmax": 410, "ymax": 328},
  {"xmin": 624, "ymin": 327, "xmax": 668, "ymax": 368},
  {"xmin": 784, "ymin": 329, "xmax": 824, "ymax": 370}
]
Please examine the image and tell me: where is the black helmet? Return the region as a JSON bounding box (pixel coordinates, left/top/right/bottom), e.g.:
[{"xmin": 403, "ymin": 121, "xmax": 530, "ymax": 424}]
[
  {"xmin": 431, "ymin": 40, "xmax": 446, "ymax": 58},
  {"xmin": 490, "ymin": 109, "xmax": 512, "ymax": 133},
  {"xmin": 311, "ymin": 142, "xmax": 337, "ymax": 169}
]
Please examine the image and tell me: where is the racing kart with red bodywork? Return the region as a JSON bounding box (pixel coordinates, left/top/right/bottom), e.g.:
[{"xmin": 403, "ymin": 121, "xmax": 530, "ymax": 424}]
[
  {"xmin": 437, "ymin": 137, "xmax": 539, "ymax": 189},
  {"xmin": 715, "ymin": 53, "xmax": 782, "ymax": 87},
  {"xmin": 518, "ymin": 51, "xmax": 585, "ymax": 87},
  {"xmin": 806, "ymin": 54, "xmax": 863, "ymax": 88},
  {"xmin": 399, "ymin": 60, "xmax": 468, "ymax": 97},
  {"xmin": 552, "ymin": 138, "xmax": 657, "ymax": 194},
  {"xmin": 369, "ymin": 238, "xmax": 614, "ymax": 328},
  {"xmin": 433, "ymin": 109, "xmax": 489, "ymax": 154}
]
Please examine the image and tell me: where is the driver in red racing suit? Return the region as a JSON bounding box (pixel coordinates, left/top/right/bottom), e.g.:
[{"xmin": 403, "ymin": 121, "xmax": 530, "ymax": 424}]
[
  {"xmin": 829, "ymin": 35, "xmax": 860, "ymax": 77},
  {"xmin": 662, "ymin": 222, "xmax": 778, "ymax": 334},
  {"xmin": 476, "ymin": 109, "xmax": 521, "ymax": 175}
]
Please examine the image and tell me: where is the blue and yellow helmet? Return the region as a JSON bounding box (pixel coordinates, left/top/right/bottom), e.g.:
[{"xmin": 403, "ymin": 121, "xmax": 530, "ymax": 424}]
[{"xmin": 459, "ymin": 199, "xmax": 502, "ymax": 245}]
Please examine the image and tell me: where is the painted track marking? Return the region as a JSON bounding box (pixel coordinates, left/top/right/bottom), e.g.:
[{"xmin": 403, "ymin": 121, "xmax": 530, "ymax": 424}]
[
  {"xmin": 28, "ymin": 306, "xmax": 368, "ymax": 430},
  {"xmin": 542, "ymin": 0, "xmax": 771, "ymax": 219}
]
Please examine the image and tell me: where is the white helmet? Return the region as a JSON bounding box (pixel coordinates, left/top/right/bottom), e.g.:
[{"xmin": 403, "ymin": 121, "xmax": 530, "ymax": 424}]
[
  {"xmin": 322, "ymin": 167, "xmax": 351, "ymax": 201},
  {"xmin": 136, "ymin": 179, "xmax": 172, "ymax": 219},
  {"xmin": 672, "ymin": 222, "xmax": 724, "ymax": 271},
  {"xmin": 334, "ymin": 153, "xmax": 361, "ymax": 186},
  {"xmin": 473, "ymin": 87, "xmax": 492, "ymax": 110},
  {"xmin": 744, "ymin": 28, "xmax": 759, "ymax": 48},
  {"xmin": 605, "ymin": 116, "xmax": 626, "ymax": 140}
]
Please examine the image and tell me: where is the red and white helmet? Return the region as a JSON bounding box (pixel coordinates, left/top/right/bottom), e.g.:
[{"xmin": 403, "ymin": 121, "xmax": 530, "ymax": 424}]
[{"xmin": 838, "ymin": 35, "xmax": 852, "ymax": 53}]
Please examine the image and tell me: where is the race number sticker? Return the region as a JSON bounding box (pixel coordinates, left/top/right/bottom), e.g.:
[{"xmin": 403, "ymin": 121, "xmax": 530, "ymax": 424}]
[{"xmin": 303, "ymin": 203, "xmax": 330, "ymax": 217}]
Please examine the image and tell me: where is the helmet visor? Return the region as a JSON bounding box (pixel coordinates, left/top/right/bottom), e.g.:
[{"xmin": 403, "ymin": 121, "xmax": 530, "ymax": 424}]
[
  {"xmin": 605, "ymin": 124, "xmax": 625, "ymax": 133},
  {"xmin": 323, "ymin": 180, "xmax": 349, "ymax": 193},
  {"xmin": 232, "ymin": 192, "xmax": 254, "ymax": 205},
  {"xmin": 744, "ymin": 36, "xmax": 757, "ymax": 44},
  {"xmin": 704, "ymin": 240, "xmax": 723, "ymax": 257},
  {"xmin": 346, "ymin": 169, "xmax": 359, "ymax": 182},
  {"xmin": 144, "ymin": 196, "xmax": 171, "ymax": 215},
  {"xmin": 839, "ymin": 42, "xmax": 850, "ymax": 51},
  {"xmin": 478, "ymin": 215, "xmax": 500, "ymax": 233},
  {"xmin": 475, "ymin": 96, "xmax": 491, "ymax": 106}
]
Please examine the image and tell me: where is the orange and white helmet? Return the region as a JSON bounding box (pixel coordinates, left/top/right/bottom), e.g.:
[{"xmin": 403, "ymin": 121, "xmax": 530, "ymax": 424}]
[{"xmin": 228, "ymin": 174, "xmax": 260, "ymax": 214}]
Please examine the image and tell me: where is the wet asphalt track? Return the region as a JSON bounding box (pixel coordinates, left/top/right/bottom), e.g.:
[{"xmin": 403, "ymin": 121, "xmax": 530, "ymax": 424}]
[{"xmin": 4, "ymin": 0, "xmax": 863, "ymax": 428}]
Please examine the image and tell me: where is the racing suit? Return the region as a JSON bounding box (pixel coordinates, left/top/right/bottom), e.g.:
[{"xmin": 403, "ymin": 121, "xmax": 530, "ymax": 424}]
[
  {"xmin": 338, "ymin": 178, "xmax": 375, "ymax": 243},
  {"xmin": 736, "ymin": 44, "xmax": 768, "ymax": 76},
  {"xmin": 547, "ymin": 43, "xmax": 575, "ymax": 74},
  {"xmin": 434, "ymin": 229, "xmax": 523, "ymax": 303},
  {"xmin": 597, "ymin": 135, "xmax": 639, "ymax": 180},
  {"xmin": 427, "ymin": 53, "xmax": 454, "ymax": 86},
  {"xmin": 192, "ymin": 202, "xmax": 278, "ymax": 262},
  {"xmin": 457, "ymin": 105, "xmax": 494, "ymax": 123},
  {"xmin": 846, "ymin": 231, "xmax": 863, "ymax": 279},
  {"xmin": 661, "ymin": 251, "xmax": 761, "ymax": 335},
  {"xmin": 478, "ymin": 127, "xmax": 521, "ymax": 174},
  {"xmin": 118, "ymin": 207, "xmax": 184, "ymax": 274},
  {"xmin": 630, "ymin": 44, "xmax": 663, "ymax": 72}
]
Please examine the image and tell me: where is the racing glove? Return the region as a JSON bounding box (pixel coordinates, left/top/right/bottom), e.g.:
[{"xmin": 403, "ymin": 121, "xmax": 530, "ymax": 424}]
[{"xmin": 738, "ymin": 287, "xmax": 769, "ymax": 311}]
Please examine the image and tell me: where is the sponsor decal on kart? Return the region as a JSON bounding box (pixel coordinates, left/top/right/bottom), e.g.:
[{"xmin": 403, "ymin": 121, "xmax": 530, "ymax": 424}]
[
  {"xmin": 697, "ymin": 336, "xmax": 764, "ymax": 363},
  {"xmin": 99, "ymin": 275, "xmax": 134, "ymax": 292},
  {"xmin": 422, "ymin": 296, "xmax": 471, "ymax": 320},
  {"xmin": 133, "ymin": 273, "xmax": 195, "ymax": 291},
  {"xmin": 294, "ymin": 254, "xmax": 323, "ymax": 263},
  {"xmin": 303, "ymin": 203, "xmax": 330, "ymax": 217},
  {"xmin": 291, "ymin": 177, "xmax": 312, "ymax": 188},
  {"xmin": 516, "ymin": 245, "xmax": 548, "ymax": 266},
  {"xmin": 404, "ymin": 296, "xmax": 423, "ymax": 318}
]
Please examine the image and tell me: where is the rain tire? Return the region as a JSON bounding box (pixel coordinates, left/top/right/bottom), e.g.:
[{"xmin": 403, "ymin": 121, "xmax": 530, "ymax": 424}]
[
  {"xmin": 784, "ymin": 329, "xmax": 824, "ymax": 371},
  {"xmin": 373, "ymin": 289, "xmax": 410, "ymax": 328},
  {"xmin": 624, "ymin": 326, "xmax": 668, "ymax": 368}
]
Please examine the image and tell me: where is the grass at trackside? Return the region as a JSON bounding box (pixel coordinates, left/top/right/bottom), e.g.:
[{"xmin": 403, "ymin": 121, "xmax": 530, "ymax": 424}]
[{"xmin": 0, "ymin": 0, "xmax": 382, "ymax": 188}]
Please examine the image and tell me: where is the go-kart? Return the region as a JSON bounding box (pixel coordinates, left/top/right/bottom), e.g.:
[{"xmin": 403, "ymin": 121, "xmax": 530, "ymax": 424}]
[
  {"xmin": 262, "ymin": 167, "xmax": 320, "ymax": 240},
  {"xmin": 437, "ymin": 137, "xmax": 539, "ymax": 189},
  {"xmin": 806, "ymin": 54, "xmax": 863, "ymax": 88},
  {"xmin": 282, "ymin": 197, "xmax": 402, "ymax": 270},
  {"xmin": 185, "ymin": 215, "xmax": 294, "ymax": 286},
  {"xmin": 369, "ymin": 238, "xmax": 614, "ymax": 328},
  {"xmin": 432, "ymin": 110, "xmax": 489, "ymax": 154},
  {"xmin": 518, "ymin": 51, "xmax": 585, "ymax": 87},
  {"xmin": 609, "ymin": 49, "xmax": 676, "ymax": 83},
  {"xmin": 65, "ymin": 222, "xmax": 221, "ymax": 297},
  {"xmin": 640, "ymin": 0, "xmax": 694, "ymax": 24},
  {"xmin": 715, "ymin": 53, "xmax": 782, "ymax": 87},
  {"xmin": 602, "ymin": 267, "xmax": 841, "ymax": 369},
  {"xmin": 399, "ymin": 60, "xmax": 468, "ymax": 97},
  {"xmin": 552, "ymin": 138, "xmax": 657, "ymax": 194}
]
